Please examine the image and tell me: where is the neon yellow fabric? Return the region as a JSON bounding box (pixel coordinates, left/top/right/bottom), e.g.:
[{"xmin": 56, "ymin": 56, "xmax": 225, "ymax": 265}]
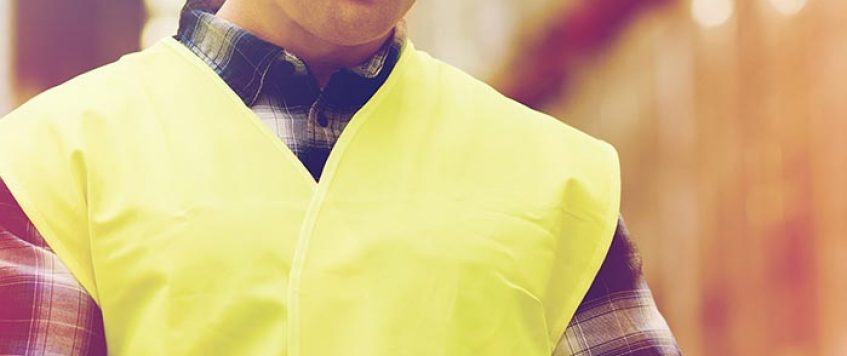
[{"xmin": 0, "ymin": 37, "xmax": 620, "ymax": 355}]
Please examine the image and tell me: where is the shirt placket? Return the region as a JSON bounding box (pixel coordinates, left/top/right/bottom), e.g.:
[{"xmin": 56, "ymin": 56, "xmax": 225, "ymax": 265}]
[{"xmin": 305, "ymin": 97, "xmax": 340, "ymax": 148}]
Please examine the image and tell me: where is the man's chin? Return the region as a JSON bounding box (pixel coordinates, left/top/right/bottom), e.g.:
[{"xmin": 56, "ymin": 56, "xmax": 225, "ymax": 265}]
[
  {"xmin": 280, "ymin": 0, "xmax": 405, "ymax": 47},
  {"xmin": 311, "ymin": 22, "xmax": 394, "ymax": 47}
]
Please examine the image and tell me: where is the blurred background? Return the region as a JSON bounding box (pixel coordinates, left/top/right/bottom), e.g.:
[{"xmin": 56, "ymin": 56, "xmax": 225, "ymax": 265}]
[{"xmin": 1, "ymin": 0, "xmax": 845, "ymax": 354}]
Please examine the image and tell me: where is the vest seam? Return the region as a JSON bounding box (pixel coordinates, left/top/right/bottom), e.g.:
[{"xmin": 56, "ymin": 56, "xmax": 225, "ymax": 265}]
[{"xmin": 285, "ymin": 39, "xmax": 415, "ymax": 356}]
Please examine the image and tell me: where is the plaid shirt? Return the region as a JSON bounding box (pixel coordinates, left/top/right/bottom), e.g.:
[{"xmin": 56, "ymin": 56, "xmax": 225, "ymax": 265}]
[
  {"xmin": 176, "ymin": 7, "xmax": 403, "ymax": 181},
  {"xmin": 0, "ymin": 1, "xmax": 680, "ymax": 355}
]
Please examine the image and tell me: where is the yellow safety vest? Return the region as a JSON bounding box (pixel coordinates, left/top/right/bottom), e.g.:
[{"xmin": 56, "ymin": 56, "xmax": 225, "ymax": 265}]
[{"xmin": 0, "ymin": 37, "xmax": 620, "ymax": 355}]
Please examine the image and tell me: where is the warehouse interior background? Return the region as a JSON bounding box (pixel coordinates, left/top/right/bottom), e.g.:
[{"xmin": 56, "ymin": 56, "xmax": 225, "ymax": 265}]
[{"xmin": 1, "ymin": 0, "xmax": 845, "ymax": 355}]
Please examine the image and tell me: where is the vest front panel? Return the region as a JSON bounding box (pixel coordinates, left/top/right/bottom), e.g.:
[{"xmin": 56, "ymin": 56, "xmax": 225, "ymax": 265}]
[{"xmin": 0, "ymin": 37, "xmax": 620, "ymax": 355}]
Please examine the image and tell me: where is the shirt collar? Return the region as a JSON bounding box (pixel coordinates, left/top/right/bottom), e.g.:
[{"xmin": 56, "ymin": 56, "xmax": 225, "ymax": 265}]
[{"xmin": 174, "ymin": 0, "xmax": 405, "ymax": 106}]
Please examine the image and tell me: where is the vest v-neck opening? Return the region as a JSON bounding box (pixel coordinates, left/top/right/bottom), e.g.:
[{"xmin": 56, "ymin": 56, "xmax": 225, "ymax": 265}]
[
  {"xmin": 159, "ymin": 36, "xmax": 412, "ymax": 190},
  {"xmin": 0, "ymin": 34, "xmax": 623, "ymax": 354},
  {"xmin": 161, "ymin": 36, "xmax": 415, "ymax": 355}
]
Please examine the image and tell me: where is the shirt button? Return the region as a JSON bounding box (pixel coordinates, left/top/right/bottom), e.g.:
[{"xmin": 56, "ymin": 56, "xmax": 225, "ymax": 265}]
[{"xmin": 317, "ymin": 111, "xmax": 329, "ymax": 127}]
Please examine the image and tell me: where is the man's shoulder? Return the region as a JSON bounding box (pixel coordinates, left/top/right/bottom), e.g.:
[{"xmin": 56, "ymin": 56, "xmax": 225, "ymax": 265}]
[
  {"xmin": 1, "ymin": 40, "xmax": 180, "ymax": 128},
  {"xmin": 5, "ymin": 67, "xmax": 116, "ymax": 124},
  {"xmin": 414, "ymin": 49, "xmax": 620, "ymax": 206},
  {"xmin": 418, "ymin": 49, "xmax": 609, "ymax": 153}
]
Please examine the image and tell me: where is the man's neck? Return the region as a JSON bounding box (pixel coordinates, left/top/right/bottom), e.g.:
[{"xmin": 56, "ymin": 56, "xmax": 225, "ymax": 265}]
[{"xmin": 215, "ymin": 1, "xmax": 392, "ymax": 87}]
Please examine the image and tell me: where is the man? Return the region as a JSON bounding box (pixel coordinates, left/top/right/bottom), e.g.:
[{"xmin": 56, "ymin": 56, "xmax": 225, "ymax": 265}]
[{"xmin": 0, "ymin": 0, "xmax": 679, "ymax": 354}]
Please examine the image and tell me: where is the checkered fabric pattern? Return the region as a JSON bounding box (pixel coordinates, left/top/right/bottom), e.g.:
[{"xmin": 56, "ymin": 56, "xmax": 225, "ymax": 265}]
[
  {"xmin": 0, "ymin": 1, "xmax": 680, "ymax": 354},
  {"xmin": 176, "ymin": 8, "xmax": 403, "ymax": 181},
  {"xmin": 558, "ymin": 283, "xmax": 678, "ymax": 355},
  {"xmin": 553, "ymin": 220, "xmax": 680, "ymax": 355},
  {"xmin": 0, "ymin": 180, "xmax": 107, "ymax": 355}
]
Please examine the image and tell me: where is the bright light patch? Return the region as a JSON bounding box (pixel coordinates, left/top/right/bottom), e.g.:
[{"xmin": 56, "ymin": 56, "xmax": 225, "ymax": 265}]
[
  {"xmin": 769, "ymin": 0, "xmax": 807, "ymax": 15},
  {"xmin": 0, "ymin": 0, "xmax": 10, "ymax": 114},
  {"xmin": 691, "ymin": 0, "xmax": 734, "ymax": 28}
]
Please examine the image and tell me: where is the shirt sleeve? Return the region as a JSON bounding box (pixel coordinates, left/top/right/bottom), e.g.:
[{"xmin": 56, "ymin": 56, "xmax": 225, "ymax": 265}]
[
  {"xmin": 553, "ymin": 216, "xmax": 681, "ymax": 356},
  {"xmin": 0, "ymin": 177, "xmax": 107, "ymax": 355}
]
